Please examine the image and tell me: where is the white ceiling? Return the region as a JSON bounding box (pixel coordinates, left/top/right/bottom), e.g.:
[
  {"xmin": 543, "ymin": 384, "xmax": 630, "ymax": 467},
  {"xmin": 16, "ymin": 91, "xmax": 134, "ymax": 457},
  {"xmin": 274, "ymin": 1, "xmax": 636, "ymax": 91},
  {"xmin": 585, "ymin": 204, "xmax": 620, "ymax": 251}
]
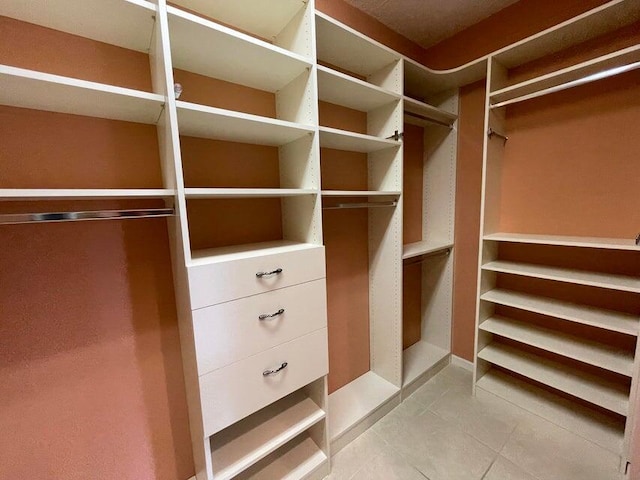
[{"xmin": 343, "ymin": 0, "xmax": 520, "ymax": 48}]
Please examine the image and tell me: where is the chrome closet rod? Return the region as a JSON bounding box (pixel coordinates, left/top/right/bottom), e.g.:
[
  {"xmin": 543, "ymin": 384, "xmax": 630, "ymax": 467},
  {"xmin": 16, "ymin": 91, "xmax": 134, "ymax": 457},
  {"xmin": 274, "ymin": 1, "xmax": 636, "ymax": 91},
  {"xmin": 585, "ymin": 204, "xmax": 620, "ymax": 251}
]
[
  {"xmin": 323, "ymin": 201, "xmax": 398, "ymax": 210},
  {"xmin": 491, "ymin": 60, "xmax": 640, "ymax": 109},
  {"xmin": 0, "ymin": 208, "xmax": 175, "ymax": 225}
]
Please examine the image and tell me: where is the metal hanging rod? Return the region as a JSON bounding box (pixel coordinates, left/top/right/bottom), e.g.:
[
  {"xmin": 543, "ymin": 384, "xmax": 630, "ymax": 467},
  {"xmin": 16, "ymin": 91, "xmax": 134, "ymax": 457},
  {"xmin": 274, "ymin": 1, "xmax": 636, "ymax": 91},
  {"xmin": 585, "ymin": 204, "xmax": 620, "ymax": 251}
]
[
  {"xmin": 403, "ymin": 111, "xmax": 454, "ymax": 128},
  {"xmin": 323, "ymin": 201, "xmax": 398, "ymax": 210},
  {"xmin": 491, "ymin": 60, "xmax": 640, "ymax": 109},
  {"xmin": 0, "ymin": 208, "xmax": 175, "ymax": 225},
  {"xmin": 403, "ymin": 247, "xmax": 451, "ymax": 265},
  {"xmin": 487, "ymin": 128, "xmax": 508, "ymax": 144}
]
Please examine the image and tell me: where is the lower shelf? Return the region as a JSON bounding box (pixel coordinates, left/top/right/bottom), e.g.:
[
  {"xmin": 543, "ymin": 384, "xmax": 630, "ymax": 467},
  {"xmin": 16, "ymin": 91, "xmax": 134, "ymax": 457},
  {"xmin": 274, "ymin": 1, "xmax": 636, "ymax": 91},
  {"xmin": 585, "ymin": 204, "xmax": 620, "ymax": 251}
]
[
  {"xmin": 237, "ymin": 434, "xmax": 328, "ymax": 480},
  {"xmin": 476, "ymin": 369, "xmax": 625, "ymax": 455},
  {"xmin": 402, "ymin": 341, "xmax": 449, "ymax": 387},
  {"xmin": 211, "ymin": 390, "xmax": 326, "ymax": 480},
  {"xmin": 328, "ymin": 371, "xmax": 400, "ymax": 441}
]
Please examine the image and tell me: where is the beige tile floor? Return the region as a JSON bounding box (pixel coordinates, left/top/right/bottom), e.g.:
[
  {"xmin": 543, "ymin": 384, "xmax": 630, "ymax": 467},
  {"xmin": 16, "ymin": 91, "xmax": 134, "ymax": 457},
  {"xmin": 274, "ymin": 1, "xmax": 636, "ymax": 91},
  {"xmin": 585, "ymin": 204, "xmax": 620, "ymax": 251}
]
[{"xmin": 325, "ymin": 365, "xmax": 623, "ymax": 480}]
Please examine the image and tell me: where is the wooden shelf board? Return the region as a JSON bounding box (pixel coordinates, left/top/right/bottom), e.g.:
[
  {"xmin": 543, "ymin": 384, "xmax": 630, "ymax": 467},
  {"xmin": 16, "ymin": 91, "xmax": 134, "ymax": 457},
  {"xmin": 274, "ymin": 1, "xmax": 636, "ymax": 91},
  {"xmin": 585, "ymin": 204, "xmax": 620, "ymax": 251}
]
[
  {"xmin": 0, "ymin": 0, "xmax": 156, "ymax": 52},
  {"xmin": 176, "ymin": 101, "xmax": 313, "ymax": 145},
  {"xmin": 319, "ymin": 126, "xmax": 400, "ymax": 153},
  {"xmin": 211, "ymin": 391, "xmax": 325, "ymax": 480},
  {"xmin": 321, "ymin": 190, "xmax": 401, "ymax": 197},
  {"xmin": 480, "ymin": 315, "xmax": 634, "ymax": 377},
  {"xmin": 189, "ymin": 240, "xmax": 321, "ymax": 266},
  {"xmin": 0, "ymin": 189, "xmax": 174, "ymax": 201},
  {"xmin": 477, "ymin": 343, "xmax": 629, "ymax": 416},
  {"xmin": 184, "ymin": 188, "xmax": 317, "ymax": 199},
  {"xmin": 484, "ymin": 232, "xmax": 640, "ymax": 251},
  {"xmin": 168, "ymin": 6, "xmax": 311, "ymax": 92},
  {"xmin": 482, "ymin": 260, "xmax": 640, "ymax": 294},
  {"xmin": 402, "ymin": 240, "xmax": 454, "ymax": 260},
  {"xmin": 476, "ymin": 369, "xmax": 624, "ymax": 455},
  {"xmin": 491, "ymin": 45, "xmax": 640, "ymax": 108},
  {"xmin": 481, "ymin": 289, "xmax": 639, "ymax": 337},
  {"xmin": 0, "ymin": 65, "xmax": 164, "ymax": 124},
  {"xmin": 169, "ymin": 0, "xmax": 306, "ymax": 40},
  {"xmin": 328, "ymin": 371, "xmax": 400, "ymax": 441},
  {"xmin": 239, "ymin": 434, "xmax": 327, "ymax": 480},
  {"xmin": 315, "ymin": 12, "xmax": 400, "ymax": 78},
  {"xmin": 402, "ymin": 341, "xmax": 450, "ymax": 387},
  {"xmin": 317, "ymin": 65, "xmax": 400, "ymax": 112},
  {"xmin": 403, "ymin": 96, "xmax": 457, "ymax": 126}
]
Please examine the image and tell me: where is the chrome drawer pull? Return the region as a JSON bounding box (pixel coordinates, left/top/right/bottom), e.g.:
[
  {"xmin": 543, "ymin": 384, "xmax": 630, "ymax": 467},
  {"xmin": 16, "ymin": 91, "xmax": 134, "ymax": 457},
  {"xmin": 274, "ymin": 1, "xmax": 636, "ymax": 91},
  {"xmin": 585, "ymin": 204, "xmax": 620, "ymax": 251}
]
[
  {"xmin": 256, "ymin": 268, "xmax": 283, "ymax": 278},
  {"xmin": 259, "ymin": 308, "xmax": 285, "ymax": 321},
  {"xmin": 263, "ymin": 362, "xmax": 288, "ymax": 376}
]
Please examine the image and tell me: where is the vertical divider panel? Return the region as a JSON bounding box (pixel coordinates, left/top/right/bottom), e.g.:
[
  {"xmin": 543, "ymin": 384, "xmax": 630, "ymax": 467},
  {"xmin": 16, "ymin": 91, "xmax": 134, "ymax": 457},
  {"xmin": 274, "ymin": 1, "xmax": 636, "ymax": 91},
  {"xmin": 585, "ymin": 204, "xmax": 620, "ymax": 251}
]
[{"xmin": 274, "ymin": 0, "xmax": 315, "ymax": 59}]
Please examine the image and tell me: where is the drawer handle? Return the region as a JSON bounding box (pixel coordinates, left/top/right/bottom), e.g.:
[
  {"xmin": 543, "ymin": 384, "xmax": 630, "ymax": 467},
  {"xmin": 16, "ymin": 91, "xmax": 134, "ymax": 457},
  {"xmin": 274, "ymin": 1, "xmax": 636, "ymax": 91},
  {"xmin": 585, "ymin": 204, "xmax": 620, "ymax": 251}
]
[
  {"xmin": 259, "ymin": 308, "xmax": 285, "ymax": 321},
  {"xmin": 263, "ymin": 362, "xmax": 288, "ymax": 376},
  {"xmin": 256, "ymin": 268, "xmax": 283, "ymax": 278}
]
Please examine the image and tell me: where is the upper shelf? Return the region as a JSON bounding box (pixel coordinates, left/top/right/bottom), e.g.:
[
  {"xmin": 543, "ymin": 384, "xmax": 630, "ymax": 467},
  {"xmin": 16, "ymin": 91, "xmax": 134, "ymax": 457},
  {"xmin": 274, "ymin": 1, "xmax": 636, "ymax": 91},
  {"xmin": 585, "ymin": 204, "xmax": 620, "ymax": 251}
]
[
  {"xmin": 190, "ymin": 241, "xmax": 320, "ymax": 266},
  {"xmin": 0, "ymin": 189, "xmax": 175, "ymax": 201},
  {"xmin": 403, "ymin": 240, "xmax": 454, "ymax": 260},
  {"xmin": 169, "ymin": 0, "xmax": 307, "ymax": 40},
  {"xmin": 317, "ymin": 65, "xmax": 400, "ymax": 112},
  {"xmin": 0, "ymin": 0, "xmax": 156, "ymax": 53},
  {"xmin": 0, "ymin": 65, "xmax": 165, "ymax": 124},
  {"xmin": 184, "ymin": 189, "xmax": 317, "ymax": 199},
  {"xmin": 319, "ymin": 126, "xmax": 400, "ymax": 153},
  {"xmin": 315, "ymin": 12, "xmax": 400, "ymax": 79},
  {"xmin": 167, "ymin": 6, "xmax": 312, "ymax": 92},
  {"xmin": 176, "ymin": 101, "xmax": 314, "ymax": 145},
  {"xmin": 484, "ymin": 232, "xmax": 640, "ymax": 251},
  {"xmin": 403, "ymin": 96, "xmax": 457, "ymax": 128}
]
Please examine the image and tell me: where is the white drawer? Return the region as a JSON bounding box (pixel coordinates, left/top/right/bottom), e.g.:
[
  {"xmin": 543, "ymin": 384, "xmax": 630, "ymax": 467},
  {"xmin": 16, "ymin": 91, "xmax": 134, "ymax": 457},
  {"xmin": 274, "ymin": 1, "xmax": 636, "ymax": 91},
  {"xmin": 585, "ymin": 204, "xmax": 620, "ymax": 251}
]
[
  {"xmin": 188, "ymin": 246, "xmax": 326, "ymax": 309},
  {"xmin": 199, "ymin": 328, "xmax": 328, "ymax": 436},
  {"xmin": 193, "ymin": 279, "xmax": 327, "ymax": 376}
]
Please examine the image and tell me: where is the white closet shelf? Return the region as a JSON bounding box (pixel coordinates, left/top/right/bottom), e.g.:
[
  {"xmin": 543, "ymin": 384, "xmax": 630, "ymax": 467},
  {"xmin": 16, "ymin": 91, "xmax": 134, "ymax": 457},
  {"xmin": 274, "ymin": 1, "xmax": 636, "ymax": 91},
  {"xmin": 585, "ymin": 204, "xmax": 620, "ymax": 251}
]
[
  {"xmin": 189, "ymin": 240, "xmax": 321, "ymax": 266},
  {"xmin": 176, "ymin": 101, "xmax": 314, "ymax": 146},
  {"xmin": 315, "ymin": 12, "xmax": 400, "ymax": 79},
  {"xmin": 321, "ymin": 190, "xmax": 401, "ymax": 197},
  {"xmin": 240, "ymin": 435, "xmax": 327, "ymax": 480},
  {"xmin": 403, "ymin": 96, "xmax": 457, "ymax": 127},
  {"xmin": 480, "ymin": 289, "xmax": 639, "ymax": 336},
  {"xmin": 402, "ymin": 240, "xmax": 454, "ymax": 260},
  {"xmin": 0, "ymin": 189, "xmax": 175, "ymax": 201},
  {"xmin": 476, "ymin": 369, "xmax": 624, "ymax": 455},
  {"xmin": 329, "ymin": 371, "xmax": 400, "ymax": 441},
  {"xmin": 319, "ymin": 126, "xmax": 400, "ymax": 153},
  {"xmin": 482, "ymin": 260, "xmax": 640, "ymax": 293},
  {"xmin": 484, "ymin": 232, "xmax": 640, "ymax": 251},
  {"xmin": 0, "ymin": 65, "xmax": 165, "ymax": 124},
  {"xmin": 477, "ymin": 343, "xmax": 629, "ymax": 416},
  {"xmin": 168, "ymin": 6, "xmax": 312, "ymax": 92},
  {"xmin": 491, "ymin": 45, "xmax": 640, "ymax": 108},
  {"xmin": 184, "ymin": 188, "xmax": 317, "ymax": 199},
  {"xmin": 317, "ymin": 65, "xmax": 400, "ymax": 112},
  {"xmin": 402, "ymin": 341, "xmax": 449, "ymax": 387},
  {"xmin": 0, "ymin": 0, "xmax": 156, "ymax": 53},
  {"xmin": 480, "ymin": 315, "xmax": 634, "ymax": 377},
  {"xmin": 169, "ymin": 0, "xmax": 306, "ymax": 40},
  {"xmin": 210, "ymin": 391, "xmax": 325, "ymax": 480}
]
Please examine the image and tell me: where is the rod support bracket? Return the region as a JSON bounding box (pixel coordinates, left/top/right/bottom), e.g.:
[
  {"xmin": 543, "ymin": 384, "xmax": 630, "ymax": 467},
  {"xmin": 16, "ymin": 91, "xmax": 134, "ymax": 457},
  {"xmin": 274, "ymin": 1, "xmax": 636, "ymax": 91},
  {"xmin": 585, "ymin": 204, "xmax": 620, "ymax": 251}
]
[{"xmin": 487, "ymin": 128, "xmax": 508, "ymax": 144}]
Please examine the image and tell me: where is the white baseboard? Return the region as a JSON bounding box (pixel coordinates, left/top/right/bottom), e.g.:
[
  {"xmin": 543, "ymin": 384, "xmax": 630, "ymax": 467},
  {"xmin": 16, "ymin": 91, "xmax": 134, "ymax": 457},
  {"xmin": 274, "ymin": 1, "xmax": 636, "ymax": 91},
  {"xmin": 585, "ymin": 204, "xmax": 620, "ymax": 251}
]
[{"xmin": 450, "ymin": 355, "xmax": 474, "ymax": 372}]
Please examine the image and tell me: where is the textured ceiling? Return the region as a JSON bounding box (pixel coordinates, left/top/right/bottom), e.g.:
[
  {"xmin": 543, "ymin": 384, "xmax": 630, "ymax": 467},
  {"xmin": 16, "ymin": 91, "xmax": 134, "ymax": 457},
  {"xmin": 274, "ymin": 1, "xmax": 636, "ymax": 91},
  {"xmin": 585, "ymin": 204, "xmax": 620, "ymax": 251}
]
[{"xmin": 343, "ymin": 0, "xmax": 520, "ymax": 48}]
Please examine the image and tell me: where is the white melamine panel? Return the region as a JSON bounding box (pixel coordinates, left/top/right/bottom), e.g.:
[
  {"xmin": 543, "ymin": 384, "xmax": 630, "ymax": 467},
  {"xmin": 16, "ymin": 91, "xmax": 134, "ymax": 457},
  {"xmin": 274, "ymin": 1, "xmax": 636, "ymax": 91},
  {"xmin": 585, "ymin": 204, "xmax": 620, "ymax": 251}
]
[
  {"xmin": 478, "ymin": 343, "xmax": 629, "ymax": 416},
  {"xmin": 200, "ymin": 329, "xmax": 328, "ymax": 436},
  {"xmin": 403, "ymin": 96, "xmax": 457, "ymax": 127},
  {"xmin": 481, "ymin": 289, "xmax": 639, "ymax": 336},
  {"xmin": 480, "ymin": 316, "xmax": 634, "ymax": 376},
  {"xmin": 188, "ymin": 243, "xmax": 325, "ymax": 308},
  {"xmin": 210, "ymin": 391, "xmax": 324, "ymax": 480},
  {"xmin": 484, "ymin": 232, "xmax": 640, "ymax": 251},
  {"xmin": 170, "ymin": 0, "xmax": 306, "ymax": 40},
  {"xmin": 321, "ymin": 190, "xmax": 401, "ymax": 197},
  {"xmin": 317, "ymin": 65, "xmax": 400, "ymax": 112},
  {"xmin": 0, "ymin": 189, "xmax": 174, "ymax": 201},
  {"xmin": 184, "ymin": 189, "xmax": 317, "ymax": 199},
  {"xmin": 0, "ymin": 66, "xmax": 165, "ymax": 124},
  {"xmin": 167, "ymin": 6, "xmax": 311, "ymax": 92},
  {"xmin": 328, "ymin": 371, "xmax": 400, "ymax": 441},
  {"xmin": 176, "ymin": 101, "xmax": 314, "ymax": 145},
  {"xmin": 402, "ymin": 341, "xmax": 449, "ymax": 387},
  {"xmin": 0, "ymin": 0, "xmax": 156, "ymax": 52},
  {"xmin": 319, "ymin": 126, "xmax": 400, "ymax": 153},
  {"xmin": 402, "ymin": 240, "xmax": 453, "ymax": 260},
  {"xmin": 482, "ymin": 260, "xmax": 640, "ymax": 293},
  {"xmin": 193, "ymin": 279, "xmax": 327, "ymax": 375}
]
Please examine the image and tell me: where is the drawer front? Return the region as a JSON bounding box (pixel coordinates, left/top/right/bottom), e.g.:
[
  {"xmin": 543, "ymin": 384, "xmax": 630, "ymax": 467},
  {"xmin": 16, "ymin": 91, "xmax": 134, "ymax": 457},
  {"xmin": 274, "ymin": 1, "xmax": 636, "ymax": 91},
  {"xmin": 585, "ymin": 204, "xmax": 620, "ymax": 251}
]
[
  {"xmin": 188, "ymin": 246, "xmax": 326, "ymax": 309},
  {"xmin": 199, "ymin": 328, "xmax": 328, "ymax": 436},
  {"xmin": 193, "ymin": 279, "xmax": 327, "ymax": 376}
]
